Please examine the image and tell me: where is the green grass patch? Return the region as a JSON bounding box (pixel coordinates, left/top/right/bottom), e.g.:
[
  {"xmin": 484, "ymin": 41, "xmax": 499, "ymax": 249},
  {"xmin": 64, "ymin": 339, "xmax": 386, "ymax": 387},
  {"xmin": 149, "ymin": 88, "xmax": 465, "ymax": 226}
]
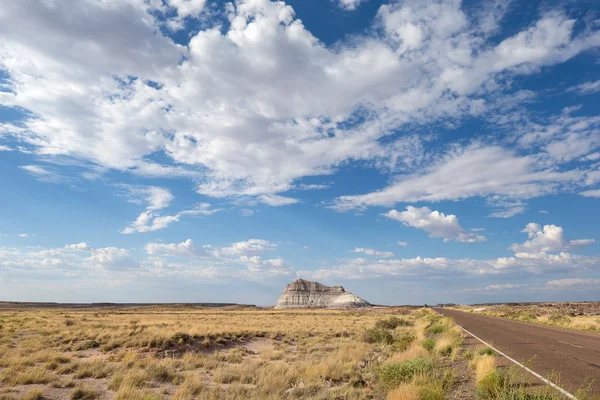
[
  {"xmin": 422, "ymin": 338, "xmax": 436, "ymax": 351},
  {"xmin": 379, "ymin": 358, "xmax": 434, "ymax": 389}
]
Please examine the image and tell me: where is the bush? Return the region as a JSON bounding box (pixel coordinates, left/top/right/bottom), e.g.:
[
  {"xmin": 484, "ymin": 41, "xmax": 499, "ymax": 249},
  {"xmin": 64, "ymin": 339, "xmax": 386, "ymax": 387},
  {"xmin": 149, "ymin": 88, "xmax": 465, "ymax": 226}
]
[
  {"xmin": 548, "ymin": 313, "xmax": 571, "ymax": 325},
  {"xmin": 426, "ymin": 325, "xmax": 446, "ymax": 334},
  {"xmin": 393, "ymin": 334, "xmax": 416, "ymax": 352},
  {"xmin": 362, "ymin": 328, "xmax": 394, "ymax": 345},
  {"xmin": 422, "ymin": 338, "xmax": 436, "ymax": 351},
  {"xmin": 375, "ymin": 317, "xmax": 413, "ymax": 330},
  {"xmin": 379, "ymin": 358, "xmax": 434, "ymax": 389},
  {"xmin": 171, "ymin": 332, "xmax": 191, "ymax": 344}
]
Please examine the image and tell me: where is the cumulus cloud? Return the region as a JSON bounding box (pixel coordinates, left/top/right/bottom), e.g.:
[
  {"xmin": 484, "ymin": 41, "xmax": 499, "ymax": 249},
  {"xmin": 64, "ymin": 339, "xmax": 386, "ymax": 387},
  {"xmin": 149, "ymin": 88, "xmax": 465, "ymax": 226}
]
[
  {"xmin": 1, "ymin": 0, "xmax": 598, "ymax": 207},
  {"xmin": 118, "ymin": 185, "xmax": 174, "ymax": 211},
  {"xmin": 383, "ymin": 206, "xmax": 486, "ymax": 243},
  {"xmin": 65, "ymin": 242, "xmax": 91, "ymax": 251},
  {"xmin": 145, "ymin": 239, "xmax": 211, "ymax": 257},
  {"xmin": 0, "ymin": 145, "xmax": 13, "ymax": 151},
  {"xmin": 87, "ymin": 247, "xmax": 137, "ymax": 271},
  {"xmin": 351, "ymin": 248, "xmax": 395, "ymax": 258},
  {"xmin": 216, "ymin": 239, "xmax": 277, "ymax": 257},
  {"xmin": 510, "ymin": 223, "xmax": 594, "ymax": 254}
]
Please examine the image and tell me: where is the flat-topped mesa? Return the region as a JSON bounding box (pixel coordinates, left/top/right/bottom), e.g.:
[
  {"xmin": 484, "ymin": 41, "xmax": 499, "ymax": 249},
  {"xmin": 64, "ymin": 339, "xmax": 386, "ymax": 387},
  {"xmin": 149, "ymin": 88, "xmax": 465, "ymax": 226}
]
[{"xmin": 274, "ymin": 279, "xmax": 371, "ymax": 309}]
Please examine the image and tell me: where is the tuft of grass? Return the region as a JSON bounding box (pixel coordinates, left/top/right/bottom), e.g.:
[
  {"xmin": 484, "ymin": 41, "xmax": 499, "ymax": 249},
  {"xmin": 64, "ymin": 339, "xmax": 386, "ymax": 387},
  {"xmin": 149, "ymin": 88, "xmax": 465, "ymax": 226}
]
[
  {"xmin": 393, "ymin": 333, "xmax": 416, "ymax": 352},
  {"xmin": 0, "ymin": 366, "xmax": 53, "ymax": 385},
  {"xmin": 422, "ymin": 338, "xmax": 436, "ymax": 351},
  {"xmin": 23, "ymin": 389, "xmax": 44, "ymax": 400},
  {"xmin": 471, "ymin": 354, "xmax": 496, "ymax": 382},
  {"xmin": 69, "ymin": 387, "xmax": 98, "ymax": 400},
  {"xmin": 477, "ymin": 347, "xmax": 495, "ymax": 356},
  {"xmin": 74, "ymin": 359, "xmax": 114, "ymax": 379},
  {"xmin": 386, "ymin": 383, "xmax": 421, "ymax": 400},
  {"xmin": 426, "ymin": 325, "xmax": 446, "ymax": 334},
  {"xmin": 375, "ymin": 317, "xmax": 413, "ymax": 330},
  {"xmin": 362, "ymin": 328, "xmax": 394, "ymax": 344},
  {"xmin": 379, "ymin": 357, "xmax": 434, "ymax": 389}
]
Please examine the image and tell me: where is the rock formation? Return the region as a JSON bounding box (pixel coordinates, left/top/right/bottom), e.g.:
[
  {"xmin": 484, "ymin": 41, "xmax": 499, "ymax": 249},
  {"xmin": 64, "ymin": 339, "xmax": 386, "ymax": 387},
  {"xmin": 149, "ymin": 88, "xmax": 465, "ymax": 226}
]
[{"xmin": 274, "ymin": 279, "xmax": 371, "ymax": 309}]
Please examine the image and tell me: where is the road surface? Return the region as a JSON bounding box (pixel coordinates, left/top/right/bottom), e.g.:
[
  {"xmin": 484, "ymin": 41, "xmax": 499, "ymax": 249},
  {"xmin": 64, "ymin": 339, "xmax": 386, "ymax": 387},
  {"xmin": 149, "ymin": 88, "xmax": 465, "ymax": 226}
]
[{"xmin": 436, "ymin": 308, "xmax": 600, "ymax": 396}]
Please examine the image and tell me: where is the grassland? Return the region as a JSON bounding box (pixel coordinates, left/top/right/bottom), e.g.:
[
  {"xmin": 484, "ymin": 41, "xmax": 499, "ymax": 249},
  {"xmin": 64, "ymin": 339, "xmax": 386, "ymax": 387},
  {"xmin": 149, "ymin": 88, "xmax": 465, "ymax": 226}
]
[{"xmin": 0, "ymin": 305, "xmax": 595, "ymax": 399}]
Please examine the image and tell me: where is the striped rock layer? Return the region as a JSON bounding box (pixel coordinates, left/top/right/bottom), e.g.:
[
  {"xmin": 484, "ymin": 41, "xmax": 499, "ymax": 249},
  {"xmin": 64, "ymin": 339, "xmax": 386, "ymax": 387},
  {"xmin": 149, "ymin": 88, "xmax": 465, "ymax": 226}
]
[{"xmin": 274, "ymin": 279, "xmax": 371, "ymax": 309}]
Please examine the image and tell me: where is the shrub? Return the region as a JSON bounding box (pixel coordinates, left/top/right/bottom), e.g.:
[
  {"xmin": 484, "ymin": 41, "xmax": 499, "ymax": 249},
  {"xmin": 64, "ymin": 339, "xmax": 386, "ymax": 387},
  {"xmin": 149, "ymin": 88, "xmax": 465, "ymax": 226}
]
[
  {"xmin": 375, "ymin": 317, "xmax": 413, "ymax": 330},
  {"xmin": 548, "ymin": 313, "xmax": 571, "ymax": 325},
  {"xmin": 171, "ymin": 332, "xmax": 191, "ymax": 344},
  {"xmin": 393, "ymin": 334, "xmax": 416, "ymax": 352},
  {"xmin": 426, "ymin": 325, "xmax": 446, "ymax": 334},
  {"xmin": 379, "ymin": 358, "xmax": 434, "ymax": 389},
  {"xmin": 422, "ymin": 338, "xmax": 436, "ymax": 351},
  {"xmin": 362, "ymin": 328, "xmax": 394, "ymax": 345}
]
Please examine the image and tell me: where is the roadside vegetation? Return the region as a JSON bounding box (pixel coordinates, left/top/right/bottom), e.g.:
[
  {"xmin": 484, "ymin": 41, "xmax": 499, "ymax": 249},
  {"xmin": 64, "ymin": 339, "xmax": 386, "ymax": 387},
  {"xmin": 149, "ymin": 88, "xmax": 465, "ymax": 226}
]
[{"xmin": 451, "ymin": 303, "xmax": 600, "ymax": 333}]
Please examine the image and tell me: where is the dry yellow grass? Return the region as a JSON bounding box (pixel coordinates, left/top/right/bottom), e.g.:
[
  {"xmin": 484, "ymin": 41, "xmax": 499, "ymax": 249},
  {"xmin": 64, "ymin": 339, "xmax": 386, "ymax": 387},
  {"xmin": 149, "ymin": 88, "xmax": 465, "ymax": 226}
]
[
  {"xmin": 471, "ymin": 354, "xmax": 496, "ymax": 382},
  {"xmin": 0, "ymin": 306, "xmax": 472, "ymax": 399},
  {"xmin": 386, "ymin": 383, "xmax": 421, "ymax": 400}
]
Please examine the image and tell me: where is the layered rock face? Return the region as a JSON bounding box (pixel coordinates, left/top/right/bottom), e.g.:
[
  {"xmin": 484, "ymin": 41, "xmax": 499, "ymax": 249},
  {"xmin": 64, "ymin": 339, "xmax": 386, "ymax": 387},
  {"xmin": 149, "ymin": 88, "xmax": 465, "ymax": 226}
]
[{"xmin": 274, "ymin": 279, "xmax": 371, "ymax": 309}]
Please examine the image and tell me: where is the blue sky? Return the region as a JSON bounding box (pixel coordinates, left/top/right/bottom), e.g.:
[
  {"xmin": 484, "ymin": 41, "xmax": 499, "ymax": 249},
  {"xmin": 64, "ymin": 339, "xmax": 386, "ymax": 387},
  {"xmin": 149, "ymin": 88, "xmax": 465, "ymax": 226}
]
[{"xmin": 1, "ymin": 0, "xmax": 600, "ymax": 305}]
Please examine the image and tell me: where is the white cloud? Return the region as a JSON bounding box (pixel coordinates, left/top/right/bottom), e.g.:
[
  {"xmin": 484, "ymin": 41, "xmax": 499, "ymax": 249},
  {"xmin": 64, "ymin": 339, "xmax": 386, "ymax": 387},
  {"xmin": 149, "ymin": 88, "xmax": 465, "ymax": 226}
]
[
  {"xmin": 545, "ymin": 278, "xmax": 600, "ymax": 287},
  {"xmin": 580, "ymin": 189, "xmax": 600, "ymax": 198},
  {"xmin": 332, "ymin": 145, "xmax": 583, "ymax": 213},
  {"xmin": 336, "ymin": 0, "xmax": 369, "ymax": 10},
  {"xmin": 86, "ymin": 247, "xmax": 137, "ymax": 271},
  {"xmin": 118, "ymin": 185, "xmax": 174, "ymax": 211},
  {"xmin": 217, "ymin": 239, "xmax": 277, "ymax": 257},
  {"xmin": 351, "ymin": 248, "xmax": 395, "ymax": 258},
  {"xmin": 298, "ymin": 250, "xmax": 599, "ymax": 281},
  {"xmin": 18, "ymin": 233, "xmax": 29, "ymax": 238},
  {"xmin": 122, "ymin": 211, "xmax": 181, "ymax": 234},
  {"xmin": 462, "ymin": 283, "xmax": 528, "ymax": 292},
  {"xmin": 239, "ymin": 209, "xmax": 256, "ymax": 217},
  {"xmin": 0, "ymin": 145, "xmax": 13, "ymax": 151},
  {"xmin": 1, "ymin": 1, "xmax": 597, "ymax": 206},
  {"xmin": 510, "ymin": 223, "xmax": 594, "ymax": 254},
  {"xmin": 65, "ymin": 242, "xmax": 91, "ymax": 251},
  {"xmin": 567, "ymin": 80, "xmax": 600, "ymax": 95},
  {"xmin": 19, "ymin": 165, "xmax": 52, "ymax": 176},
  {"xmin": 145, "ymin": 239, "xmax": 210, "ymax": 257},
  {"xmin": 397, "ymin": 241, "xmax": 408, "ymax": 247},
  {"xmin": 383, "ymin": 206, "xmax": 486, "ymax": 243},
  {"xmin": 569, "ymin": 239, "xmax": 595, "ymax": 246},
  {"xmin": 122, "ymin": 203, "xmax": 221, "ymax": 234}
]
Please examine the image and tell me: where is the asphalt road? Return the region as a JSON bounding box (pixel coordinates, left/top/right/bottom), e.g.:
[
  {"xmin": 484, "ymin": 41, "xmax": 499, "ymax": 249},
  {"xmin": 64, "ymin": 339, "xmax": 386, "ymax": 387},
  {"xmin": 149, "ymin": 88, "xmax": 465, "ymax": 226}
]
[{"xmin": 436, "ymin": 308, "xmax": 600, "ymax": 396}]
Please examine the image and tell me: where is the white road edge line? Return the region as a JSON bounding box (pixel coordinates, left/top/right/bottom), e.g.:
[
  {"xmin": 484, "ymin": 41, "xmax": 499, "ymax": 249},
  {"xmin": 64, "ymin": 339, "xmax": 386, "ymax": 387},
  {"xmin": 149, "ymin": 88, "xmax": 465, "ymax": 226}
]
[{"xmin": 453, "ymin": 323, "xmax": 577, "ymax": 400}]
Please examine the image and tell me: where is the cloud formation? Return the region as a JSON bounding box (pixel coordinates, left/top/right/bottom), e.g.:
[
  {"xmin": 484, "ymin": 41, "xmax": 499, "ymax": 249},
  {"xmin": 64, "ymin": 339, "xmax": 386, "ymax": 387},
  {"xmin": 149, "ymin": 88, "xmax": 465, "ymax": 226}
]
[
  {"xmin": 510, "ymin": 223, "xmax": 594, "ymax": 254},
  {"xmin": 383, "ymin": 206, "xmax": 486, "ymax": 243},
  {"xmin": 1, "ymin": 0, "xmax": 598, "ymax": 209},
  {"xmin": 351, "ymin": 248, "xmax": 395, "ymax": 258}
]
